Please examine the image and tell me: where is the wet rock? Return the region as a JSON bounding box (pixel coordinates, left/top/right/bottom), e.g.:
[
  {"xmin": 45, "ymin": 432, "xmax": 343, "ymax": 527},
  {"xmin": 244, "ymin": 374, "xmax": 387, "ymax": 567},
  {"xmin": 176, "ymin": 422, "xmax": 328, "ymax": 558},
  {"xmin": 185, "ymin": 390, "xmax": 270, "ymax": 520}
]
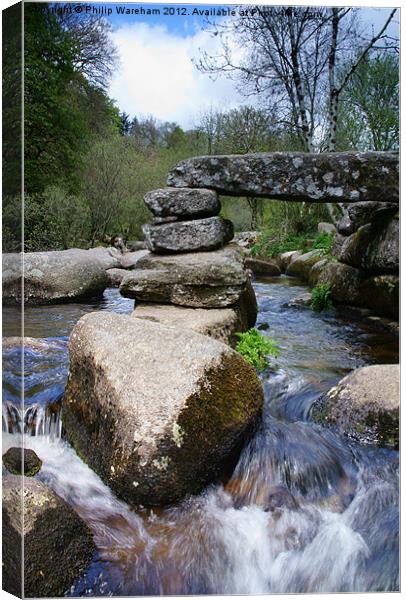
[
  {"xmin": 3, "ymin": 447, "xmax": 42, "ymax": 476},
  {"xmin": 120, "ymin": 247, "xmax": 249, "ymax": 308},
  {"xmin": 144, "ymin": 187, "xmax": 220, "ymax": 219},
  {"xmin": 2, "ymin": 475, "xmax": 95, "ymax": 598},
  {"xmin": 318, "ymin": 222, "xmax": 336, "ymax": 235},
  {"xmin": 264, "ymin": 485, "xmax": 298, "ymax": 512},
  {"xmin": 143, "ymin": 216, "xmax": 234, "ymax": 253},
  {"xmin": 278, "ymin": 250, "xmax": 301, "ymax": 273},
  {"xmin": 3, "ymin": 250, "xmax": 108, "ymax": 305},
  {"xmin": 63, "ymin": 312, "xmax": 264, "ymax": 507},
  {"xmin": 167, "ymin": 151, "xmax": 399, "ymax": 203},
  {"xmin": 119, "ymin": 249, "xmax": 149, "ymax": 269},
  {"xmin": 245, "ymin": 258, "xmax": 281, "ymax": 277},
  {"xmin": 338, "ymin": 215, "xmax": 399, "ymax": 273},
  {"xmin": 283, "ymin": 293, "xmax": 312, "ymax": 309},
  {"xmin": 313, "ymin": 365, "xmax": 399, "ymax": 449},
  {"xmin": 286, "ymin": 250, "xmax": 325, "ymax": 280},
  {"xmin": 132, "ymin": 303, "xmax": 247, "ymax": 347},
  {"xmin": 106, "ymin": 268, "xmax": 129, "ymax": 287},
  {"xmin": 337, "ymin": 201, "xmax": 398, "ymax": 236},
  {"xmin": 316, "ymin": 262, "xmax": 366, "ymax": 305},
  {"xmin": 361, "ymin": 274, "xmax": 399, "ymax": 320}
]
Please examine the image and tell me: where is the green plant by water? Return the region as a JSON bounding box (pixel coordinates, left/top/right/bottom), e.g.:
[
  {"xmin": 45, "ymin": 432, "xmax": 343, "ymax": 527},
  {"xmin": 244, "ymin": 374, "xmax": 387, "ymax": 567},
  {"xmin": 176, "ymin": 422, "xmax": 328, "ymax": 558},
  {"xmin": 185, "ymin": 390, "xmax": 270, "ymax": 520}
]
[
  {"xmin": 311, "ymin": 283, "xmax": 333, "ymax": 312},
  {"xmin": 235, "ymin": 328, "xmax": 280, "ymax": 370}
]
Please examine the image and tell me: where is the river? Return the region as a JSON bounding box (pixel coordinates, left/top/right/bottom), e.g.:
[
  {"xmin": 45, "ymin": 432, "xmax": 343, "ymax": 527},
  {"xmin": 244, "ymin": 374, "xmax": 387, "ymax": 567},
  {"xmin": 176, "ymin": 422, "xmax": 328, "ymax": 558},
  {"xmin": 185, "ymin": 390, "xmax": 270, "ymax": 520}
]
[{"xmin": 2, "ymin": 276, "xmax": 399, "ymax": 595}]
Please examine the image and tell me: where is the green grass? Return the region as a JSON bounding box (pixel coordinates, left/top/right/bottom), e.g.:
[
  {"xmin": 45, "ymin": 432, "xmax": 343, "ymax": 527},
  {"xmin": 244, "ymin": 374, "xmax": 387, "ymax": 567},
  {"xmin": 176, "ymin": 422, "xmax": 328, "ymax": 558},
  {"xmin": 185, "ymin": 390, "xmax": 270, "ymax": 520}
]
[
  {"xmin": 311, "ymin": 283, "xmax": 333, "ymax": 312},
  {"xmin": 235, "ymin": 328, "xmax": 280, "ymax": 371},
  {"xmin": 250, "ymin": 234, "xmax": 308, "ymax": 258}
]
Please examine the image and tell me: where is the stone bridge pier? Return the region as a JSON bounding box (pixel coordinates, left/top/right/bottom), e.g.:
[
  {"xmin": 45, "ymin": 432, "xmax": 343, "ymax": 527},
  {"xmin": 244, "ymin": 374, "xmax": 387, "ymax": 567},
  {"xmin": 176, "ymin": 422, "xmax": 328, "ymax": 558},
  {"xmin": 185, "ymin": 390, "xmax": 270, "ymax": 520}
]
[{"xmin": 120, "ymin": 151, "xmax": 399, "ymax": 334}]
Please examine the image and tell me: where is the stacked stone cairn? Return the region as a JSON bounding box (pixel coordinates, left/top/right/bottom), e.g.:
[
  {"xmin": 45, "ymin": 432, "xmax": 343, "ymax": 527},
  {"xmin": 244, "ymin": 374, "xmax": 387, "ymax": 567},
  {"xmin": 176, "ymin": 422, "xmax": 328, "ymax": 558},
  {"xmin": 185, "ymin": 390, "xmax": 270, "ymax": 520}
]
[{"xmin": 119, "ymin": 187, "xmax": 257, "ymax": 346}]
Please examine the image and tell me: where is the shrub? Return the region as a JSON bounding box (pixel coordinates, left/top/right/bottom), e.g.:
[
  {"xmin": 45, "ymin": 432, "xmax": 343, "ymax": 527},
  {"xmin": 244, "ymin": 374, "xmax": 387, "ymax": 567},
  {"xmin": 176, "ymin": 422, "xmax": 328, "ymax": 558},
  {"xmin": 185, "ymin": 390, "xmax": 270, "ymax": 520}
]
[
  {"xmin": 312, "ymin": 232, "xmax": 334, "ymax": 255},
  {"xmin": 235, "ymin": 328, "xmax": 280, "ymax": 370},
  {"xmin": 311, "ymin": 283, "xmax": 333, "ymax": 312}
]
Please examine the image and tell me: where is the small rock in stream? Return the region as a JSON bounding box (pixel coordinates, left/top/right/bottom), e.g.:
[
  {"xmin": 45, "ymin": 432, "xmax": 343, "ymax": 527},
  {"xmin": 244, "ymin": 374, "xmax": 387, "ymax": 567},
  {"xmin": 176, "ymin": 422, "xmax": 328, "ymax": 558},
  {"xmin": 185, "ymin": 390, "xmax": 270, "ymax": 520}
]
[{"xmin": 3, "ymin": 447, "xmax": 42, "ymax": 476}]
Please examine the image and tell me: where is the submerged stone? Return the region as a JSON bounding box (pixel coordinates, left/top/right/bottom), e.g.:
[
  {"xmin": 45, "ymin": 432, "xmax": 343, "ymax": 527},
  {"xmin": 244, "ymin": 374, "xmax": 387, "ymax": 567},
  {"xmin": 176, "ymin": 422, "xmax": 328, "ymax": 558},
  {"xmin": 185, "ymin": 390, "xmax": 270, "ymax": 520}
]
[{"xmin": 63, "ymin": 312, "xmax": 264, "ymax": 507}]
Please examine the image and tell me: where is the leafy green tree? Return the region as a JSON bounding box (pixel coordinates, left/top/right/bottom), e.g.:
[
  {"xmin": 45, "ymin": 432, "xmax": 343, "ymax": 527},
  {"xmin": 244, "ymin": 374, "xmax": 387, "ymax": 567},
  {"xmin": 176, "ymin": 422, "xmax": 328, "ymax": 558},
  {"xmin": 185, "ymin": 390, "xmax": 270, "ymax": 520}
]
[{"xmin": 336, "ymin": 54, "xmax": 399, "ymax": 151}]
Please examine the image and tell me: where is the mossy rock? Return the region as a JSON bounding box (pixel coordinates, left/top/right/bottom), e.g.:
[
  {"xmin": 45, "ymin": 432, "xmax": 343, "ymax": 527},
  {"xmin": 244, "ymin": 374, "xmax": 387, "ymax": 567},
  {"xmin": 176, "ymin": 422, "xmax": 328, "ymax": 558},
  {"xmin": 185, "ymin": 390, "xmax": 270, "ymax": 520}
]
[
  {"xmin": 3, "ymin": 447, "xmax": 42, "ymax": 476},
  {"xmin": 312, "ymin": 365, "xmax": 399, "ymax": 449},
  {"xmin": 63, "ymin": 312, "xmax": 264, "ymax": 507},
  {"xmin": 2, "ymin": 476, "xmax": 96, "ymax": 598}
]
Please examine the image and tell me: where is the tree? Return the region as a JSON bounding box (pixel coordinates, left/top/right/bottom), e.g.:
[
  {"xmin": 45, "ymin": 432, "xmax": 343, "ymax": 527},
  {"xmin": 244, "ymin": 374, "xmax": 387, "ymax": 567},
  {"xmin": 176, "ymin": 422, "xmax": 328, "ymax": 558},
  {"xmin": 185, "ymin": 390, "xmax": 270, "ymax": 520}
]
[
  {"xmin": 54, "ymin": 2, "xmax": 118, "ymax": 89},
  {"xmin": 336, "ymin": 53, "xmax": 399, "ymax": 151},
  {"xmin": 196, "ymin": 6, "xmax": 398, "ymax": 153}
]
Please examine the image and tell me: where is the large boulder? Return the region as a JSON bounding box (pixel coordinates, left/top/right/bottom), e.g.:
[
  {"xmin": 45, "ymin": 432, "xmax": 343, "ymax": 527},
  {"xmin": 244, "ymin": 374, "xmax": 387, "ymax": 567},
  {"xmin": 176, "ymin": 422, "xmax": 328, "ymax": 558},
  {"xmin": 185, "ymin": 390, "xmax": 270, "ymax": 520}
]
[
  {"xmin": 338, "ymin": 215, "xmax": 399, "ymax": 273},
  {"xmin": 308, "ymin": 258, "xmax": 330, "ymax": 286},
  {"xmin": 286, "ymin": 249, "xmax": 325, "ymax": 280},
  {"xmin": 316, "ymin": 261, "xmax": 366, "ymax": 305},
  {"xmin": 2, "ymin": 476, "xmax": 95, "ymax": 598},
  {"xmin": 245, "ymin": 257, "xmax": 281, "ymax": 277},
  {"xmin": 144, "ymin": 187, "xmax": 220, "ymax": 219},
  {"xmin": 132, "ymin": 304, "xmax": 246, "ymax": 347},
  {"xmin": 85, "ymin": 246, "xmax": 123, "ymax": 270},
  {"xmin": 119, "ymin": 247, "xmax": 249, "ymax": 308},
  {"xmin": 119, "ymin": 249, "xmax": 149, "ymax": 269},
  {"xmin": 63, "ymin": 313, "xmax": 263, "ymax": 507},
  {"xmin": 312, "ymin": 365, "xmax": 399, "ymax": 449},
  {"xmin": 167, "ymin": 152, "xmax": 399, "ymax": 203},
  {"xmin": 3, "ymin": 250, "xmax": 108, "ymax": 305},
  {"xmin": 361, "ymin": 274, "xmax": 399, "ymax": 320},
  {"xmin": 143, "ymin": 216, "xmax": 234, "ymax": 253},
  {"xmin": 337, "ymin": 201, "xmax": 398, "ymax": 236}
]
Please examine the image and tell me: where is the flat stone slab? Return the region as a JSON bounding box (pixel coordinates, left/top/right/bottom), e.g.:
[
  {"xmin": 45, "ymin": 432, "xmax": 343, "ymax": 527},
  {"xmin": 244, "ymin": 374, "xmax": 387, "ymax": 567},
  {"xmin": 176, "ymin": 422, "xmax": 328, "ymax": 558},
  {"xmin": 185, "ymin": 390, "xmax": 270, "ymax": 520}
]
[
  {"xmin": 167, "ymin": 151, "xmax": 399, "ymax": 203},
  {"xmin": 120, "ymin": 247, "xmax": 248, "ymax": 308},
  {"xmin": 144, "ymin": 187, "xmax": 220, "ymax": 219},
  {"xmin": 143, "ymin": 216, "xmax": 234, "ymax": 253}
]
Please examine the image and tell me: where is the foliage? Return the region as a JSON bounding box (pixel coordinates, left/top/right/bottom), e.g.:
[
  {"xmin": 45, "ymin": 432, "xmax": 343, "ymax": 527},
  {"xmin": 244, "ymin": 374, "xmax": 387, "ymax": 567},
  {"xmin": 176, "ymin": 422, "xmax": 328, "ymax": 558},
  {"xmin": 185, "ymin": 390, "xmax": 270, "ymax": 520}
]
[
  {"xmin": 235, "ymin": 328, "xmax": 280, "ymax": 371},
  {"xmin": 312, "ymin": 232, "xmax": 334, "ymax": 255},
  {"xmin": 23, "ymin": 3, "xmax": 120, "ymax": 194},
  {"xmin": 336, "ymin": 54, "xmax": 399, "ymax": 151},
  {"xmin": 23, "ymin": 188, "xmax": 91, "ymax": 252},
  {"xmin": 251, "ymin": 234, "xmax": 308, "ymax": 258},
  {"xmin": 311, "ymin": 283, "xmax": 333, "ymax": 312}
]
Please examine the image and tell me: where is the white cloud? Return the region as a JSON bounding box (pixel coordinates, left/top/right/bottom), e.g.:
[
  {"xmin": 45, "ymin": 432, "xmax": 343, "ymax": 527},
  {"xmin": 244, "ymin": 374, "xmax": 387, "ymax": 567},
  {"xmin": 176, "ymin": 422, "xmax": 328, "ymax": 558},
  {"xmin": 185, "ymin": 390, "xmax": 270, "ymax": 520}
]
[{"xmin": 109, "ymin": 22, "xmax": 245, "ymax": 128}]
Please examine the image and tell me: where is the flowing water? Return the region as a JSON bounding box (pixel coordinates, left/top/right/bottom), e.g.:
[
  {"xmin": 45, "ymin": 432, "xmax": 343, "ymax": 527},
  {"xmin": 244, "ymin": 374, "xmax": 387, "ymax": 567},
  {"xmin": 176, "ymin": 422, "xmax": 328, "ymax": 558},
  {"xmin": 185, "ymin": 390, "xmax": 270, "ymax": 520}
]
[{"xmin": 2, "ymin": 278, "xmax": 399, "ymax": 595}]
